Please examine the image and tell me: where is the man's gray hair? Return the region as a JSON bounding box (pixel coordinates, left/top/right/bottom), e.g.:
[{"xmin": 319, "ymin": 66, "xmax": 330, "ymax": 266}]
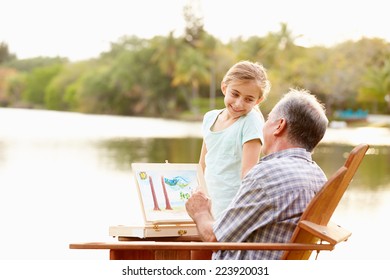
[{"xmin": 272, "ymin": 88, "xmax": 329, "ymax": 152}]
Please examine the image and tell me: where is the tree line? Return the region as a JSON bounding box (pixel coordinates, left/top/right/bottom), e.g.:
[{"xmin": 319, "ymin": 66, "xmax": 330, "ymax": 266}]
[{"xmin": 1, "ymin": 19, "xmax": 390, "ymax": 120}]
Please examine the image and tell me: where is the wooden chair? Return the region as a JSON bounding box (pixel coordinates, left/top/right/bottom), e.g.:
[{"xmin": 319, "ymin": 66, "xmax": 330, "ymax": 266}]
[{"xmin": 69, "ymin": 143, "xmax": 369, "ymax": 260}]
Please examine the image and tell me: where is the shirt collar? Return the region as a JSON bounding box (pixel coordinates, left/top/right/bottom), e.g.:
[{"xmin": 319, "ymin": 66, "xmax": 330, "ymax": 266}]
[{"xmin": 261, "ymin": 148, "xmax": 313, "ymax": 162}]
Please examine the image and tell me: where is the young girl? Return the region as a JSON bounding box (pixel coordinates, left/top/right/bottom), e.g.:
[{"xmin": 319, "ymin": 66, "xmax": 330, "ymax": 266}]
[{"xmin": 199, "ymin": 61, "xmax": 271, "ymax": 219}]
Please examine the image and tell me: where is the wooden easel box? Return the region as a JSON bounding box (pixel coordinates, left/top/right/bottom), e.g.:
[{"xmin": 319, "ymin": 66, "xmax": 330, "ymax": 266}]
[
  {"xmin": 110, "ymin": 162, "xmax": 206, "ymax": 238},
  {"xmin": 109, "ymin": 223, "xmax": 198, "ymax": 238}
]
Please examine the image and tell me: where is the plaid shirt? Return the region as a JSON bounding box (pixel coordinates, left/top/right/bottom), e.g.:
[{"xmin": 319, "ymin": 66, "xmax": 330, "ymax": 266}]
[{"xmin": 213, "ymin": 148, "xmax": 327, "ymax": 260}]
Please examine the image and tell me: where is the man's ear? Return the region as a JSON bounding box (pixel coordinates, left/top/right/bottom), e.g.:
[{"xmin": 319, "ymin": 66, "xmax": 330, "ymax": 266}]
[
  {"xmin": 221, "ymin": 82, "xmax": 227, "ymax": 96},
  {"xmin": 274, "ymin": 118, "xmax": 287, "ymax": 135}
]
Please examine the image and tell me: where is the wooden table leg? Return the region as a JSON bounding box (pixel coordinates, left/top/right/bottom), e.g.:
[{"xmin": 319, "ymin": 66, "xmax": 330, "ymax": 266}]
[
  {"xmin": 110, "ymin": 249, "xmax": 154, "ymax": 260},
  {"xmin": 155, "ymin": 250, "xmax": 191, "ymax": 260},
  {"xmin": 110, "ymin": 249, "xmax": 192, "ymax": 260},
  {"xmin": 191, "ymin": 250, "xmax": 213, "ymax": 260}
]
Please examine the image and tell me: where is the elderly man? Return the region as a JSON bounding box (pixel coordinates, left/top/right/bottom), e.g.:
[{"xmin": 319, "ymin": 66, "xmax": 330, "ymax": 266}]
[{"xmin": 185, "ymin": 88, "xmax": 329, "ymax": 260}]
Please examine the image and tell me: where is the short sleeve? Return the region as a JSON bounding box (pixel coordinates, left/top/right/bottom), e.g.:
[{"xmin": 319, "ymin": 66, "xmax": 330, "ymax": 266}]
[{"xmin": 241, "ymin": 109, "xmax": 265, "ymax": 145}]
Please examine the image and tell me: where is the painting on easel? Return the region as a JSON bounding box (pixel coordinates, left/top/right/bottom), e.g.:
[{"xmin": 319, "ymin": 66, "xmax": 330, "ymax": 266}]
[{"xmin": 132, "ymin": 163, "xmax": 207, "ymax": 224}]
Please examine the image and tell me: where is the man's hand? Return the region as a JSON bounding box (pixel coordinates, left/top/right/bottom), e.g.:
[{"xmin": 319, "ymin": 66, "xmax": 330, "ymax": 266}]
[
  {"xmin": 185, "ymin": 190, "xmax": 211, "ymax": 221},
  {"xmin": 185, "ymin": 190, "xmax": 217, "ymax": 242}
]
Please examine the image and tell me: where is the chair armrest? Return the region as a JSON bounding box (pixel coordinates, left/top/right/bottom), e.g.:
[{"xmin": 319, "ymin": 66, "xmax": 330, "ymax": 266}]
[
  {"xmin": 70, "ymin": 241, "xmax": 335, "ymax": 251},
  {"xmin": 298, "ymin": 220, "xmax": 352, "ymax": 244}
]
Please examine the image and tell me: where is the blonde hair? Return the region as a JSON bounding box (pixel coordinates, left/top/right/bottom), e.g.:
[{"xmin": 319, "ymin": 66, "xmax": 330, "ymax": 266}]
[{"xmin": 222, "ymin": 60, "xmax": 271, "ymax": 102}]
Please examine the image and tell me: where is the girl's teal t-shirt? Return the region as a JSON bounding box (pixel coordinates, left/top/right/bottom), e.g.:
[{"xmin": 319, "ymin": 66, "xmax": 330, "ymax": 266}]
[{"xmin": 202, "ymin": 108, "xmax": 264, "ymax": 219}]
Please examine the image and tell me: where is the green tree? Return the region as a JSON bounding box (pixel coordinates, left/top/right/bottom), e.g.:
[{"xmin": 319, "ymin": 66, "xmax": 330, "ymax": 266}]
[
  {"xmin": 22, "ymin": 64, "xmax": 63, "ymax": 107},
  {"xmin": 80, "ymin": 36, "xmax": 179, "ymax": 117},
  {"xmin": 358, "ymin": 60, "xmax": 390, "ymax": 113},
  {"xmin": 2, "ymin": 72, "xmax": 26, "ymax": 107},
  {"xmin": 182, "ymin": 0, "xmax": 204, "ymax": 47},
  {"xmin": 199, "ymin": 34, "xmax": 226, "ymax": 110},
  {"xmin": 4, "ymin": 56, "xmax": 67, "ymax": 72},
  {"xmin": 44, "ymin": 61, "xmax": 93, "ymax": 111},
  {"xmin": 0, "ymin": 67, "xmax": 18, "ymax": 105},
  {"xmin": 172, "ymin": 46, "xmax": 210, "ymax": 117},
  {"xmin": 318, "ymin": 38, "xmax": 390, "ymax": 113},
  {"xmin": 151, "ymin": 32, "xmax": 181, "ymax": 79},
  {"xmin": 0, "ymin": 42, "xmax": 17, "ymax": 64}
]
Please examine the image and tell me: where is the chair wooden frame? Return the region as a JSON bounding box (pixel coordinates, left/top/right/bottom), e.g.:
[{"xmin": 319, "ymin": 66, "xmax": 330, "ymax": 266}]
[{"xmin": 70, "ymin": 143, "xmax": 369, "ymax": 260}]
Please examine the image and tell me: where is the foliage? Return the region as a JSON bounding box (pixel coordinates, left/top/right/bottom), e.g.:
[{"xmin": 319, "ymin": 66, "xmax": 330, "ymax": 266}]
[
  {"xmin": 0, "ymin": 67, "xmax": 18, "ymax": 105},
  {"xmin": 0, "ymin": 42, "xmax": 17, "ymax": 64},
  {"xmin": 358, "ymin": 59, "xmax": 390, "ymax": 113},
  {"xmin": 44, "ymin": 61, "xmax": 93, "ymax": 111},
  {"xmin": 3, "ymin": 56, "xmax": 68, "ymax": 72},
  {"xmin": 22, "ymin": 63, "xmax": 63, "ymax": 107},
  {"xmin": 2, "ymin": 22, "xmax": 390, "ymax": 118}
]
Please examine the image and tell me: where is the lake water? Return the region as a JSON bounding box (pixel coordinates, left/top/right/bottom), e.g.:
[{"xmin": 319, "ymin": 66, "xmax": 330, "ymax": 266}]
[{"xmin": 0, "ymin": 108, "xmax": 389, "ymax": 260}]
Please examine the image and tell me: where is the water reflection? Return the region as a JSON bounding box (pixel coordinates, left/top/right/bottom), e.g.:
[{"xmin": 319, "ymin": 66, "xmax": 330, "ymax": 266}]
[
  {"xmin": 314, "ymin": 144, "xmax": 390, "ymax": 191},
  {"xmin": 96, "ymin": 138, "xmax": 390, "ymax": 192},
  {"xmin": 94, "ymin": 138, "xmax": 203, "ymax": 171}
]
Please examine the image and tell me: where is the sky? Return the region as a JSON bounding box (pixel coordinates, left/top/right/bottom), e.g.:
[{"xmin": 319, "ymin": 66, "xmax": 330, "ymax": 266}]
[{"xmin": 1, "ymin": 0, "xmax": 389, "ymax": 62}]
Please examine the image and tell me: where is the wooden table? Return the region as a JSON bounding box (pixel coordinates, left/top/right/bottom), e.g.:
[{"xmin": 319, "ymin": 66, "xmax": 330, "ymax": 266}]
[{"xmin": 69, "ymin": 235, "xmax": 213, "ymax": 260}]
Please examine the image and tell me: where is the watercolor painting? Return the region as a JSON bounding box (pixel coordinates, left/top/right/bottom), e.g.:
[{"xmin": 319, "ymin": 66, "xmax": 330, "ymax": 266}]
[{"xmin": 132, "ymin": 163, "xmax": 206, "ymax": 223}]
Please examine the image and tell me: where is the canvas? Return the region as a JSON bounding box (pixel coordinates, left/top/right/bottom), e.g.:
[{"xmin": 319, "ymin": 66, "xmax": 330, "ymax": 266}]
[
  {"xmin": 109, "ymin": 162, "xmax": 206, "ymax": 238},
  {"xmin": 132, "ymin": 162, "xmax": 207, "ymax": 224}
]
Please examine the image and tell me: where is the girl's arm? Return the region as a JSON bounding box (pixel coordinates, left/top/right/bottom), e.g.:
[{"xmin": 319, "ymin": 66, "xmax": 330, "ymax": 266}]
[
  {"xmin": 199, "ymin": 140, "xmax": 207, "ymax": 173},
  {"xmin": 241, "ymin": 139, "xmax": 261, "ymax": 178}
]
